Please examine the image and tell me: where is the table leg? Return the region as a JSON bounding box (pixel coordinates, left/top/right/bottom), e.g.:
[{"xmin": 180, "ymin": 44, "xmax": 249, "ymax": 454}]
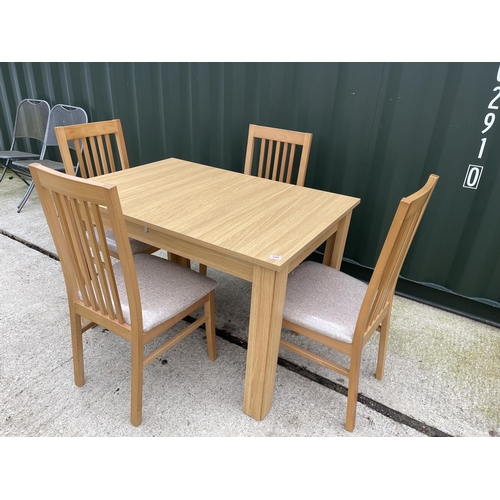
[
  {"xmin": 322, "ymin": 210, "xmax": 353, "ymax": 269},
  {"xmin": 167, "ymin": 252, "xmax": 191, "ymax": 268},
  {"xmin": 243, "ymin": 266, "xmax": 288, "ymax": 420}
]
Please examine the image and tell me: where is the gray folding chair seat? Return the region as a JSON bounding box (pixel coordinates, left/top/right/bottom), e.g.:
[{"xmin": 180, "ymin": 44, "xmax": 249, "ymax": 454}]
[
  {"xmin": 10, "ymin": 104, "xmax": 88, "ymax": 212},
  {"xmin": 0, "ymin": 99, "xmax": 50, "ymax": 182}
]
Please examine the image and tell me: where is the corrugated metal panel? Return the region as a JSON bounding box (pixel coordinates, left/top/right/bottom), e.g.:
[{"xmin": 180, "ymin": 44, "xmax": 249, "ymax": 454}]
[{"xmin": 1, "ymin": 62, "xmax": 499, "ymax": 314}]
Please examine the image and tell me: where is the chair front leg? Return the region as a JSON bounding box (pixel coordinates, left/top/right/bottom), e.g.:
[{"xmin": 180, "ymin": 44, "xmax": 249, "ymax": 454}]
[{"xmin": 345, "ymin": 351, "xmax": 362, "ymax": 432}]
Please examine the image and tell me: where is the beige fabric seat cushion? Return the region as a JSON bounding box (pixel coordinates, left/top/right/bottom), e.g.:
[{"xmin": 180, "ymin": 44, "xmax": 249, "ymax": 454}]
[
  {"xmin": 113, "ymin": 253, "xmax": 217, "ymax": 332},
  {"xmin": 104, "ymin": 228, "xmax": 152, "ymax": 255},
  {"xmin": 283, "ymin": 261, "xmax": 367, "ymax": 344}
]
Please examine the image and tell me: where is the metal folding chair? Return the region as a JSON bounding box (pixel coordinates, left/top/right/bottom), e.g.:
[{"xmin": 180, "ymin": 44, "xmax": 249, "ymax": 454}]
[
  {"xmin": 0, "ymin": 98, "xmax": 50, "ymax": 183},
  {"xmin": 10, "ymin": 104, "xmax": 88, "ymax": 212}
]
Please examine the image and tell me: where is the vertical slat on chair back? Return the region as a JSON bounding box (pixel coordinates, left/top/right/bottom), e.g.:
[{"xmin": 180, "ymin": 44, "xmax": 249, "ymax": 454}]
[
  {"xmin": 76, "ymin": 133, "xmax": 116, "ymax": 178},
  {"xmin": 356, "ymin": 175, "xmax": 439, "ymax": 338},
  {"xmin": 63, "ymin": 194, "xmax": 123, "ymax": 321},
  {"xmin": 29, "ymin": 163, "xmax": 134, "ymax": 326},
  {"xmin": 55, "ymin": 119, "xmax": 130, "ymax": 178},
  {"xmin": 257, "ymin": 139, "xmax": 298, "ymax": 183},
  {"xmin": 244, "ymin": 124, "xmax": 312, "ymax": 186}
]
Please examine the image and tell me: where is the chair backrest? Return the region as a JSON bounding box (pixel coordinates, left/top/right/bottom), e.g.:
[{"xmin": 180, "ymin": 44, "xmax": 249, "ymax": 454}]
[
  {"xmin": 55, "ymin": 119, "xmax": 130, "ymax": 178},
  {"xmin": 354, "ymin": 174, "xmax": 439, "ymax": 344},
  {"xmin": 45, "ymin": 104, "xmax": 88, "ymax": 149},
  {"xmin": 29, "ymin": 163, "xmax": 142, "ymax": 329},
  {"xmin": 11, "ymin": 98, "xmax": 50, "ymax": 146},
  {"xmin": 243, "ymin": 124, "xmax": 313, "ymax": 186}
]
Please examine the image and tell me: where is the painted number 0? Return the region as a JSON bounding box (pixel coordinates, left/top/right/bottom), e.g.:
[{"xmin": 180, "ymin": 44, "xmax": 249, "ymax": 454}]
[
  {"xmin": 466, "ymin": 167, "xmax": 481, "ymax": 186},
  {"xmin": 463, "ymin": 165, "xmax": 483, "ymax": 189}
]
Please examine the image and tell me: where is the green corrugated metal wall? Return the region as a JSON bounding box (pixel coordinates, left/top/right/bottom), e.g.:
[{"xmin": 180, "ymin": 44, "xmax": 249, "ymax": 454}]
[{"xmin": 1, "ymin": 62, "xmax": 499, "ymax": 322}]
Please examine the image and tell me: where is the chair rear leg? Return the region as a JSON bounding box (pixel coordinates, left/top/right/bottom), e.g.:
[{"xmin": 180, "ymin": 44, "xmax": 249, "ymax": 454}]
[
  {"xmin": 168, "ymin": 253, "xmax": 191, "ymax": 268},
  {"xmin": 0, "ymin": 163, "xmax": 8, "ymax": 182},
  {"xmin": 376, "ymin": 313, "xmax": 391, "ymax": 380},
  {"xmin": 199, "ymin": 264, "xmax": 208, "ymax": 275},
  {"xmin": 130, "ymin": 339, "xmax": 144, "ymax": 426},
  {"xmin": 17, "ymin": 181, "xmax": 36, "ymax": 213},
  {"xmin": 204, "ymin": 291, "xmax": 217, "ymax": 361},
  {"xmin": 10, "ymin": 168, "xmax": 30, "ymax": 185},
  {"xmin": 70, "ymin": 311, "xmax": 85, "ymax": 386}
]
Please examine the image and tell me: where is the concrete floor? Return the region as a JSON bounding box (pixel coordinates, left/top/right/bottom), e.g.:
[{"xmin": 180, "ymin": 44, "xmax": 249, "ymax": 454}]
[{"xmin": 1, "ymin": 173, "xmax": 499, "ymax": 439}]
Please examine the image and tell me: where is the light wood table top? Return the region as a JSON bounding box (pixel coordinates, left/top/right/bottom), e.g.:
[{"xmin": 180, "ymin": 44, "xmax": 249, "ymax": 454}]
[
  {"xmin": 97, "ymin": 158, "xmax": 360, "ymax": 274},
  {"xmin": 96, "ymin": 158, "xmax": 360, "ymax": 420}
]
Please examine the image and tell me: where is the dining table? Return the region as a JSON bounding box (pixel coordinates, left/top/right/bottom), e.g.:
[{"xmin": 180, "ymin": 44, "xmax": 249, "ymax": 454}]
[{"xmin": 94, "ymin": 157, "xmax": 360, "ymax": 421}]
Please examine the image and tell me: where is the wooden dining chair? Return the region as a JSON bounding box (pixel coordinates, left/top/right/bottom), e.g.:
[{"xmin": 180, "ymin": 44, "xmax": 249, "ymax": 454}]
[
  {"xmin": 54, "ymin": 118, "xmax": 156, "ymax": 258},
  {"xmin": 198, "ymin": 123, "xmax": 313, "ymax": 276},
  {"xmin": 29, "ymin": 163, "xmax": 217, "ymax": 426},
  {"xmin": 243, "ymin": 124, "xmax": 313, "ymax": 186},
  {"xmin": 280, "ymin": 174, "xmax": 439, "ymax": 431}
]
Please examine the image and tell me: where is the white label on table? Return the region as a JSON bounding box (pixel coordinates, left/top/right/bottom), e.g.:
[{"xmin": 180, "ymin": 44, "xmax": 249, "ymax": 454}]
[{"xmin": 269, "ymin": 255, "xmax": 282, "ymax": 260}]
